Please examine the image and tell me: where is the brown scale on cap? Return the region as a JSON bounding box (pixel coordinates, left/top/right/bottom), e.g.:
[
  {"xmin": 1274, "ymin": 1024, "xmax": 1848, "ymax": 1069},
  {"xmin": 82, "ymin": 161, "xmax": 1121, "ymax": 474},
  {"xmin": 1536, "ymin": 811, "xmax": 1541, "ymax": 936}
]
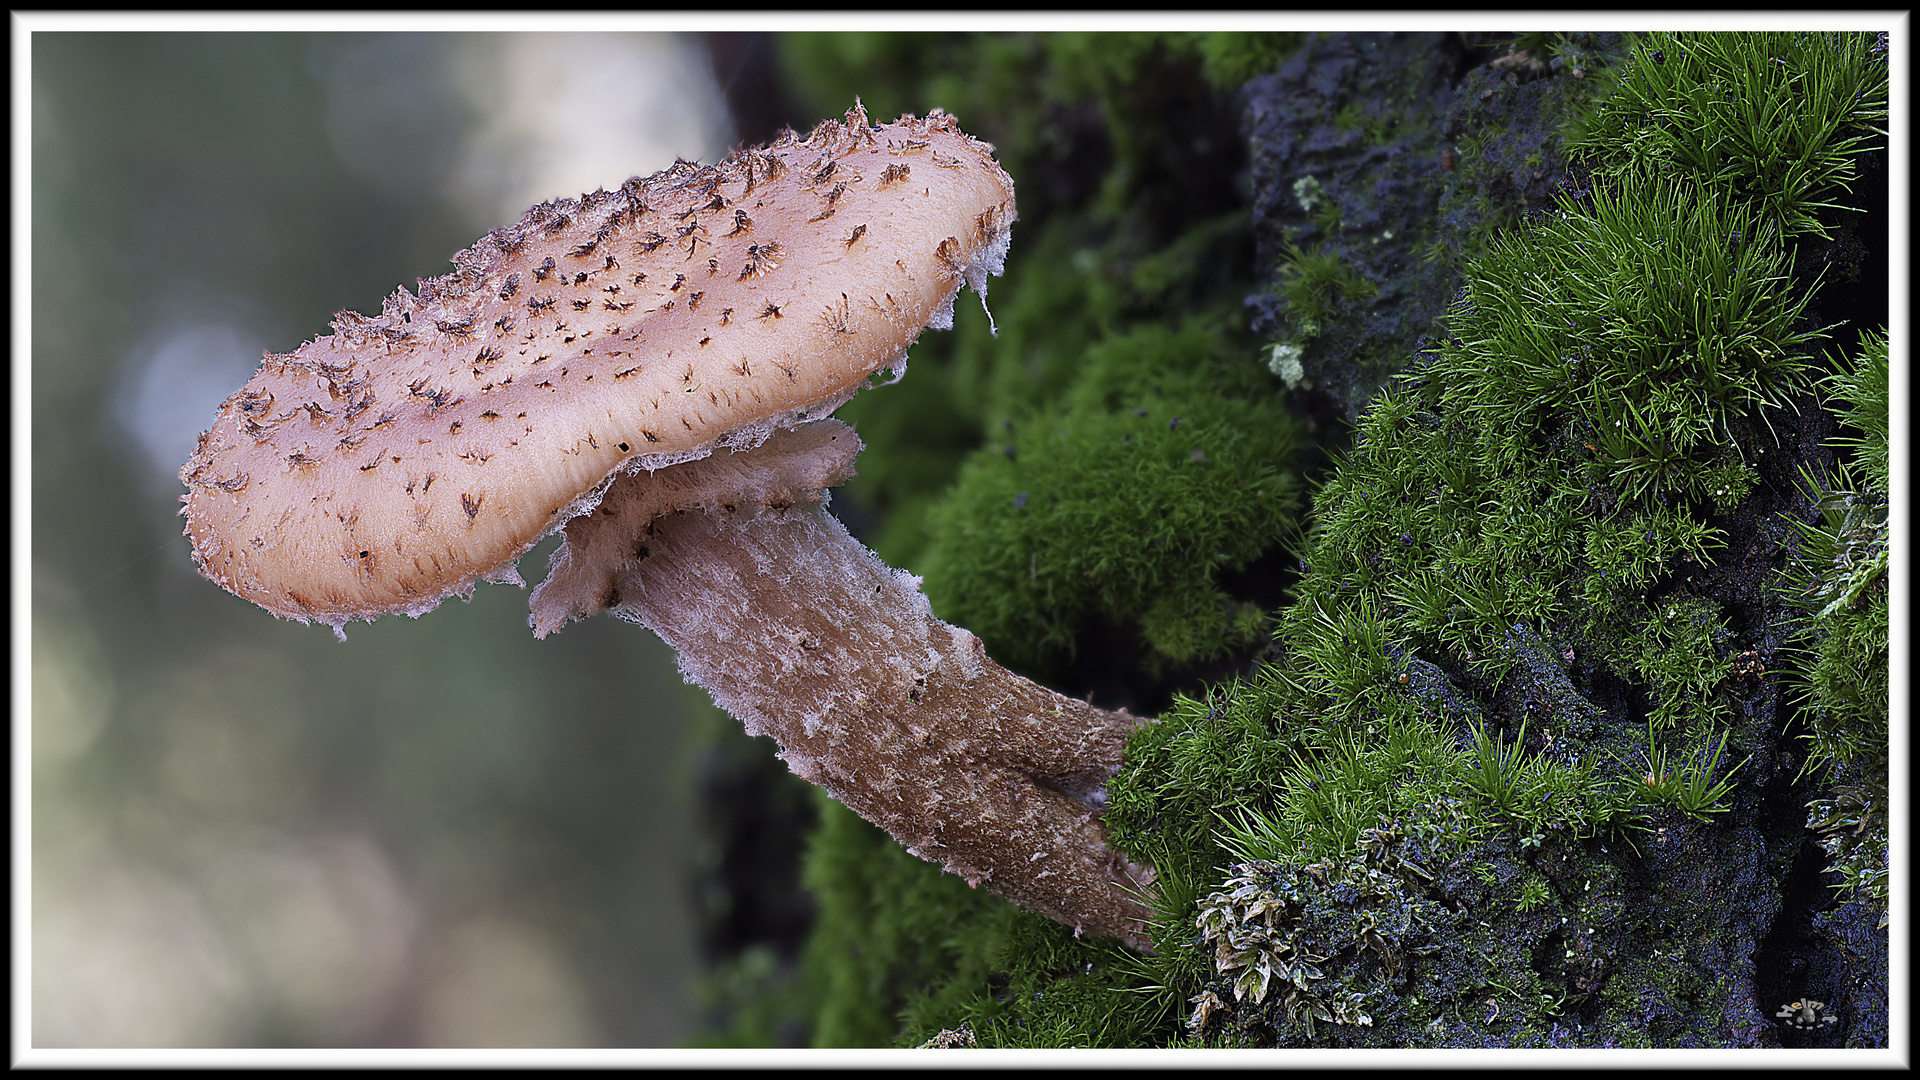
[
  {"xmin": 181, "ymin": 103, "xmax": 1014, "ymax": 631},
  {"xmin": 181, "ymin": 104, "xmax": 1157, "ymax": 950}
]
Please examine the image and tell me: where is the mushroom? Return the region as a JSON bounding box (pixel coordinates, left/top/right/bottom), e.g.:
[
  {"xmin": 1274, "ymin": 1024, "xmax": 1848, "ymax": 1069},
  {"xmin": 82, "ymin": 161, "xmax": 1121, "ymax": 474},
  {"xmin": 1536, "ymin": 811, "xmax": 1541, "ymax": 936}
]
[{"xmin": 180, "ymin": 105, "xmax": 1156, "ymax": 948}]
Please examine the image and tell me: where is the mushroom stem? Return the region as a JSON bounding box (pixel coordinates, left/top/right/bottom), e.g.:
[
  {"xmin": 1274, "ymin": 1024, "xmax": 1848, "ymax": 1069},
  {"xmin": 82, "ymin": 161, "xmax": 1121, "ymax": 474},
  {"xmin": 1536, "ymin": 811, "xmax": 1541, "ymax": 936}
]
[{"xmin": 531, "ymin": 423, "xmax": 1157, "ymax": 948}]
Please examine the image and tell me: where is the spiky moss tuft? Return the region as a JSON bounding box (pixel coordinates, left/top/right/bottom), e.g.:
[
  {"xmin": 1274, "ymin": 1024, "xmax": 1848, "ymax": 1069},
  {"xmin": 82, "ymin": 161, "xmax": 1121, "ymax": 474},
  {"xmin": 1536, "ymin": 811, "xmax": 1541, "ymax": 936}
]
[
  {"xmin": 1572, "ymin": 31, "xmax": 1890, "ymax": 242},
  {"xmin": 1780, "ymin": 328, "xmax": 1889, "ymax": 914},
  {"xmin": 1307, "ymin": 169, "xmax": 1821, "ymax": 740}
]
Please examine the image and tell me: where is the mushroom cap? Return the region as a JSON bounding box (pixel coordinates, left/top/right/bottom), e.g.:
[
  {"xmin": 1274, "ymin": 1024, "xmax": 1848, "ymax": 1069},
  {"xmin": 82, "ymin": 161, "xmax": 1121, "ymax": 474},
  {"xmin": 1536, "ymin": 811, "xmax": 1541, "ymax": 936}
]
[{"xmin": 179, "ymin": 105, "xmax": 1015, "ymax": 630}]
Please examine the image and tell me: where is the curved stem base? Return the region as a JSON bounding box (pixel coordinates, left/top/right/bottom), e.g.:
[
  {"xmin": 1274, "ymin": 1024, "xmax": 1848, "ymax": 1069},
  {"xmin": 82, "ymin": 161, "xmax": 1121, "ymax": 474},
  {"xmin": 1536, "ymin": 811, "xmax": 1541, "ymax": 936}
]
[{"xmin": 619, "ymin": 499, "xmax": 1155, "ymax": 947}]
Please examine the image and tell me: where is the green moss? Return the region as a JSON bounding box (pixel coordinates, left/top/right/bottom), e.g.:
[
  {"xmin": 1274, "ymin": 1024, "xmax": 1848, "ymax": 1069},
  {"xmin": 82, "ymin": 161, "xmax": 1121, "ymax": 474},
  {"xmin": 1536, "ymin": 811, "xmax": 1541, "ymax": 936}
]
[
  {"xmin": 1283, "ymin": 151, "xmax": 1828, "ymax": 747},
  {"xmin": 1822, "ymin": 327, "xmax": 1891, "ymax": 491},
  {"xmin": 1630, "ymin": 722, "xmax": 1749, "ymax": 821},
  {"xmin": 1441, "ymin": 174, "xmax": 1820, "ymax": 514},
  {"xmin": 1188, "ymin": 32, "xmax": 1307, "ymax": 90},
  {"xmin": 903, "ymin": 910, "xmax": 1178, "ymax": 1048},
  {"xmin": 798, "ymin": 790, "xmax": 1011, "ymax": 1047},
  {"xmin": 800, "ymin": 788, "xmax": 1188, "ymax": 1048},
  {"xmin": 1781, "ymin": 328, "xmax": 1889, "ymax": 913},
  {"xmin": 920, "ymin": 317, "xmax": 1303, "ymax": 675},
  {"xmin": 1573, "ymin": 31, "xmax": 1889, "ymax": 239},
  {"xmin": 1273, "ymin": 240, "xmax": 1375, "ymax": 338},
  {"xmin": 1105, "ymin": 682, "xmax": 1294, "ymax": 876},
  {"xmin": 688, "ymin": 944, "xmax": 811, "ymax": 1048},
  {"xmin": 1102, "ymin": 29, "xmax": 1885, "ymax": 1048}
]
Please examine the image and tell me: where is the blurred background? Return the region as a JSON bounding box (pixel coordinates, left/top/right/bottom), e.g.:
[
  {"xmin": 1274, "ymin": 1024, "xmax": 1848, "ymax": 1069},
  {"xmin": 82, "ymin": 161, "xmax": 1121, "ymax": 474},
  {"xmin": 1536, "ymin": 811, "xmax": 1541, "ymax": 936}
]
[{"xmin": 24, "ymin": 28, "xmax": 828, "ymax": 1049}]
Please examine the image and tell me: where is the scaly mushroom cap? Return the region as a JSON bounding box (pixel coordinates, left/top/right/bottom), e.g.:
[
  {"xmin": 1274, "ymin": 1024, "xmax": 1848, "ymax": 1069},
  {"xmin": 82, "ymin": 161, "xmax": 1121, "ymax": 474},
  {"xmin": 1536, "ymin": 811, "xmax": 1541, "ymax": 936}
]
[{"xmin": 180, "ymin": 105, "xmax": 1015, "ymax": 630}]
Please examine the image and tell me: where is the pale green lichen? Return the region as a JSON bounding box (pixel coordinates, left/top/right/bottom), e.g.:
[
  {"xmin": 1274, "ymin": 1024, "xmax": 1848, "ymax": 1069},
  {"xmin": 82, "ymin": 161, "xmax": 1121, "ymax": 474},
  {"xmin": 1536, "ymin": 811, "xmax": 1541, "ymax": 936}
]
[{"xmin": 1267, "ymin": 342, "xmax": 1308, "ymax": 388}]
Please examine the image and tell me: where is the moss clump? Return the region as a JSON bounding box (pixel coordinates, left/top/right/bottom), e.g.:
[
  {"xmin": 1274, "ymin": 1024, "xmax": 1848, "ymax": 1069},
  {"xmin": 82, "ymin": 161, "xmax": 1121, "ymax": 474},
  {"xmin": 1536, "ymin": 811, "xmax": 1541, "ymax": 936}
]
[
  {"xmin": 800, "ymin": 786, "xmax": 1182, "ymax": 1048},
  {"xmin": 794, "ymin": 787, "xmax": 1008, "ymax": 1047},
  {"xmin": 1273, "ymin": 240, "xmax": 1377, "ymax": 339},
  {"xmin": 1443, "ymin": 174, "xmax": 1818, "ymax": 511},
  {"xmin": 1573, "ymin": 31, "xmax": 1889, "ymax": 240},
  {"xmin": 1314, "ymin": 169, "xmax": 1819, "ymax": 738},
  {"xmin": 921, "ymin": 316, "xmax": 1303, "ymax": 676},
  {"xmin": 1781, "ymin": 328, "xmax": 1889, "ymax": 915}
]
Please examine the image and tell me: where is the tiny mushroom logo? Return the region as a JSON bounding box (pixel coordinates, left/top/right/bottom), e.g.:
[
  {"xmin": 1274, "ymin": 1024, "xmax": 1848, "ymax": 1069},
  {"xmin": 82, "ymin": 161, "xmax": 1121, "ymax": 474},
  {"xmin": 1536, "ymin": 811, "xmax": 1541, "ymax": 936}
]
[{"xmin": 1775, "ymin": 998, "xmax": 1840, "ymax": 1029}]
